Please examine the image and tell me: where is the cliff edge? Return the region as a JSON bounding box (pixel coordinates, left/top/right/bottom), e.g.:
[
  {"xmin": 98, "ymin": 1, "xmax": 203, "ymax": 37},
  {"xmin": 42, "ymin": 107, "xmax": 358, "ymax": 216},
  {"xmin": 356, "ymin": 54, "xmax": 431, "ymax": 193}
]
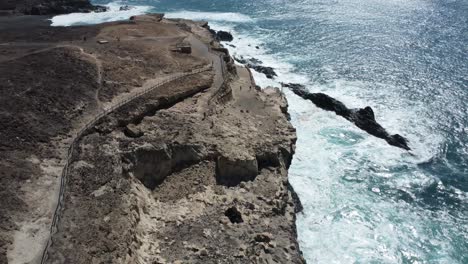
[
  {"xmin": 0, "ymin": 0, "xmax": 105, "ymax": 15},
  {"xmin": 0, "ymin": 12, "xmax": 304, "ymax": 264}
]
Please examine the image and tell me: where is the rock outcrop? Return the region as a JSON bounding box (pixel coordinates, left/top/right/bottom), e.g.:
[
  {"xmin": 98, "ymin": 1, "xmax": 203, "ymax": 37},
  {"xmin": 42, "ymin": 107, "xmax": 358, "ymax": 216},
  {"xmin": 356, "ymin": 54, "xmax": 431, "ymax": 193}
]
[
  {"xmin": 284, "ymin": 83, "xmax": 410, "ymax": 150},
  {"xmin": 216, "ymin": 30, "xmax": 234, "ymax": 41},
  {"xmin": 0, "ymin": 13, "xmax": 304, "ymax": 264},
  {"xmin": 248, "ymin": 64, "xmax": 277, "ymax": 79},
  {"xmin": 201, "ymin": 24, "xmax": 234, "ymax": 42},
  {"xmin": 234, "ymin": 56, "xmax": 278, "ymax": 79},
  {"xmin": 1, "ymin": 0, "xmax": 107, "ymax": 15}
]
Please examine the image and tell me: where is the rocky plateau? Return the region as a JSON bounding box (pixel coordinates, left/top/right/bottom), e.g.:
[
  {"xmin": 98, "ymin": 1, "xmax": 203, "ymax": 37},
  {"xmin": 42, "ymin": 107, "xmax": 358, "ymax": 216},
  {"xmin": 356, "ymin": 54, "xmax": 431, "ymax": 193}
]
[{"xmin": 0, "ymin": 1, "xmax": 305, "ymax": 263}]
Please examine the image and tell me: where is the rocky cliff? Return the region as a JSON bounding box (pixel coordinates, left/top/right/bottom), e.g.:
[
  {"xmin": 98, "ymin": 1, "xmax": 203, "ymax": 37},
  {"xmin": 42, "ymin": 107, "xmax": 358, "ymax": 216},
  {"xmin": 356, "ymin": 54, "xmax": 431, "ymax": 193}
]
[
  {"xmin": 0, "ymin": 0, "xmax": 105, "ymax": 15},
  {"xmin": 0, "ymin": 13, "xmax": 304, "ymax": 264}
]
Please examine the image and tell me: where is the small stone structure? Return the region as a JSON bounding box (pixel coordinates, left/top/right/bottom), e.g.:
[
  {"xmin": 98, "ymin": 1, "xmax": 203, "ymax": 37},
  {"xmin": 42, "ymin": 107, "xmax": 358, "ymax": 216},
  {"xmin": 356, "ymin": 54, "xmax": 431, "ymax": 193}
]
[{"xmin": 171, "ymin": 42, "xmax": 192, "ymax": 54}]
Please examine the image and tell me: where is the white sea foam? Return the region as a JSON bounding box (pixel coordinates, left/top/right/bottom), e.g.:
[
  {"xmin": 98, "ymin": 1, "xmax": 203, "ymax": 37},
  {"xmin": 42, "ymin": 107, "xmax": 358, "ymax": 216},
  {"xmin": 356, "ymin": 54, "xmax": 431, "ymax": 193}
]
[
  {"xmin": 50, "ymin": 2, "xmax": 152, "ymax": 27},
  {"xmin": 204, "ymin": 22, "xmax": 310, "ymax": 90},
  {"xmin": 165, "ymin": 11, "xmax": 254, "ymax": 23},
  {"xmin": 46, "ymin": 5, "xmax": 462, "ymax": 263},
  {"xmin": 202, "ymin": 15, "xmax": 456, "ymax": 263},
  {"xmin": 205, "ymin": 12, "xmax": 443, "ymax": 169}
]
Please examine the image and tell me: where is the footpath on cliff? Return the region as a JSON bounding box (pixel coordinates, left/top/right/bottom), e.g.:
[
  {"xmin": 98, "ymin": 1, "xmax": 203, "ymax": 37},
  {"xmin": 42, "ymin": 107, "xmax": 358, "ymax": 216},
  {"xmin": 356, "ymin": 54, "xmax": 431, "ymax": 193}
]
[{"xmin": 0, "ymin": 6, "xmax": 305, "ymax": 264}]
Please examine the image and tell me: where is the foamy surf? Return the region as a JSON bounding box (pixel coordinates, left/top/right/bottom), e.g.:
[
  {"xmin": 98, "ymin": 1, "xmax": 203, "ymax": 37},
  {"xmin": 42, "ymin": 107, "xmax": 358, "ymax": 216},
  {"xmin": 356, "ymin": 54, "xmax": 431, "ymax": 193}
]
[
  {"xmin": 165, "ymin": 11, "xmax": 254, "ymax": 23},
  {"xmin": 47, "ymin": 1, "xmax": 468, "ymax": 262},
  {"xmin": 198, "ymin": 11, "xmax": 466, "ymax": 264},
  {"xmin": 205, "ymin": 23, "xmax": 310, "ymax": 88},
  {"xmin": 50, "ymin": 2, "xmax": 152, "ymax": 27}
]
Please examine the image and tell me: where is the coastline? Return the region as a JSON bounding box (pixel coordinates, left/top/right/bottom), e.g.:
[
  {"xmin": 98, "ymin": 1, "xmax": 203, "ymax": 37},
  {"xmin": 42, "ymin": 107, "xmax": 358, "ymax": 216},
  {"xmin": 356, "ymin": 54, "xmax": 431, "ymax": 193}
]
[{"xmin": 0, "ymin": 6, "xmax": 306, "ymax": 263}]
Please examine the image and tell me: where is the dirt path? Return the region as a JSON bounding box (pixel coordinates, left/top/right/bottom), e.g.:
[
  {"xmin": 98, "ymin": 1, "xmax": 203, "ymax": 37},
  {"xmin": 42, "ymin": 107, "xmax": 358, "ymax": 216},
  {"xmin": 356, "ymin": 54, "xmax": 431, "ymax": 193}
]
[
  {"xmin": 36, "ymin": 36, "xmax": 221, "ymax": 264},
  {"xmin": 2, "ymin": 31, "xmax": 225, "ymax": 263},
  {"xmin": 186, "ymin": 35, "xmax": 226, "ymax": 114}
]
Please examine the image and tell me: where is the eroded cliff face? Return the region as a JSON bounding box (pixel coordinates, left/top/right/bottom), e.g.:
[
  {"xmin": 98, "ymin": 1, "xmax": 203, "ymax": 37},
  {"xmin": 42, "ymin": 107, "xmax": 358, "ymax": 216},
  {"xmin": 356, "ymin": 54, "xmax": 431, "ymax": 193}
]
[{"xmin": 0, "ymin": 14, "xmax": 303, "ymax": 264}]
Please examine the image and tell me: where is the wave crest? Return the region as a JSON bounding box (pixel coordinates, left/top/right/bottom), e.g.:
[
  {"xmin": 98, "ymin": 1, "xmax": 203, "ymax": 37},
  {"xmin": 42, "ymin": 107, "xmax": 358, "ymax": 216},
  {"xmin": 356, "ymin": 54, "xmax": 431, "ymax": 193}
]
[
  {"xmin": 165, "ymin": 11, "xmax": 254, "ymax": 23},
  {"xmin": 50, "ymin": 2, "xmax": 152, "ymax": 27}
]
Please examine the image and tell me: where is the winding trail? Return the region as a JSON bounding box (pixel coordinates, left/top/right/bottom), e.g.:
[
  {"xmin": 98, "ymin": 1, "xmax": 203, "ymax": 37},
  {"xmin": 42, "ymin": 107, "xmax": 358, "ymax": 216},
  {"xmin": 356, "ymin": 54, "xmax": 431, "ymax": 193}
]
[{"xmin": 39, "ymin": 35, "xmax": 226, "ymax": 264}]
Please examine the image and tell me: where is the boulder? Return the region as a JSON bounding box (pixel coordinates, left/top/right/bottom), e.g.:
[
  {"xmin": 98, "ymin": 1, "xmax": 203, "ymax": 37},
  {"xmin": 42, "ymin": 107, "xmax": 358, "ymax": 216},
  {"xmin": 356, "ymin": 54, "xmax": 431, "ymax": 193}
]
[
  {"xmin": 119, "ymin": 5, "xmax": 133, "ymax": 11},
  {"xmin": 216, "ymin": 30, "xmax": 234, "ymax": 41},
  {"xmin": 124, "ymin": 124, "xmax": 143, "ymax": 138},
  {"xmin": 234, "ymin": 56, "xmax": 247, "ymax": 64},
  {"xmin": 204, "ymin": 27, "xmax": 232, "ymax": 42}
]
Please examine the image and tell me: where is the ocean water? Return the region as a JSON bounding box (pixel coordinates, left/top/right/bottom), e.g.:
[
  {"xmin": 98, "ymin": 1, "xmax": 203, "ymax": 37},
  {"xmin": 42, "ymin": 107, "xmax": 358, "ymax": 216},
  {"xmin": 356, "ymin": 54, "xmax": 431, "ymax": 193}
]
[{"xmin": 55, "ymin": 0, "xmax": 467, "ymax": 263}]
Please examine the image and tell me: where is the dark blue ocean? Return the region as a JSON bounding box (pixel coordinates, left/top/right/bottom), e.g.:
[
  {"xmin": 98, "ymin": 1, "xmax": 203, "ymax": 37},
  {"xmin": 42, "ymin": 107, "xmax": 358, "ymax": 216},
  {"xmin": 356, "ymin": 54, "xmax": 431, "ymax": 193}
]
[{"xmin": 58, "ymin": 0, "xmax": 468, "ymax": 262}]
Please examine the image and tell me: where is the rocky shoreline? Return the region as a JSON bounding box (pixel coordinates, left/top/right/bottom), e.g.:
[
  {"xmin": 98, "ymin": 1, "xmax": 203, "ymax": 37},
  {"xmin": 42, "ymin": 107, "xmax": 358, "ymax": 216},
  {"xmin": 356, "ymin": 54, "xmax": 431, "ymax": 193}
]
[
  {"xmin": 0, "ymin": 1, "xmax": 305, "ymax": 263},
  {"xmin": 230, "ymin": 52, "xmax": 410, "ymax": 150},
  {"xmin": 0, "ymin": 0, "xmax": 106, "ymax": 15}
]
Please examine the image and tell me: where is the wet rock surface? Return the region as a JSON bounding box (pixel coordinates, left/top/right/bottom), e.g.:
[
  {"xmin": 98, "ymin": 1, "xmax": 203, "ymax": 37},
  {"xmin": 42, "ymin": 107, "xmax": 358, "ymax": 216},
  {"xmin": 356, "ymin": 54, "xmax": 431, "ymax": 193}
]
[
  {"xmin": 284, "ymin": 83, "xmax": 410, "ymax": 150},
  {"xmin": 203, "ymin": 25, "xmax": 234, "ymax": 42},
  {"xmin": 215, "ymin": 30, "xmax": 234, "ymax": 42},
  {"xmin": 234, "ymin": 56, "xmax": 277, "ymax": 79},
  {"xmin": 248, "ymin": 64, "xmax": 277, "ymax": 79}
]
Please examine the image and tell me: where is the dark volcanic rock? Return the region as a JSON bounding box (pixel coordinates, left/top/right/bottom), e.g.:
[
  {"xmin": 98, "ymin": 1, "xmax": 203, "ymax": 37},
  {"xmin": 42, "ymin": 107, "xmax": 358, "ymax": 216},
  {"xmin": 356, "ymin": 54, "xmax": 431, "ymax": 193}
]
[
  {"xmin": 119, "ymin": 5, "xmax": 133, "ymax": 11},
  {"xmin": 216, "ymin": 30, "xmax": 234, "ymax": 41},
  {"xmin": 0, "ymin": 0, "xmax": 16, "ymax": 11},
  {"xmin": 248, "ymin": 64, "xmax": 277, "ymax": 79},
  {"xmin": 234, "ymin": 56, "xmax": 263, "ymax": 66},
  {"xmin": 234, "ymin": 56, "xmax": 247, "ymax": 64},
  {"xmin": 204, "ymin": 27, "xmax": 233, "ymax": 42},
  {"xmin": 233, "ymin": 55, "xmax": 276, "ymax": 78},
  {"xmin": 285, "ymin": 83, "xmax": 410, "ymax": 150},
  {"xmin": 9, "ymin": 0, "xmax": 107, "ymax": 15},
  {"xmin": 288, "ymin": 182, "xmax": 304, "ymax": 213}
]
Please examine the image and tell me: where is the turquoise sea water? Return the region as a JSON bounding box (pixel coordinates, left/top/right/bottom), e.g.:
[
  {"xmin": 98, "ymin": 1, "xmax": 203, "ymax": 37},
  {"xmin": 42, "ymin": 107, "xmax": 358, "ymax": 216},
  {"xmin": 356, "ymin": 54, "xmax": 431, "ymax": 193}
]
[{"xmin": 69, "ymin": 0, "xmax": 468, "ymax": 262}]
